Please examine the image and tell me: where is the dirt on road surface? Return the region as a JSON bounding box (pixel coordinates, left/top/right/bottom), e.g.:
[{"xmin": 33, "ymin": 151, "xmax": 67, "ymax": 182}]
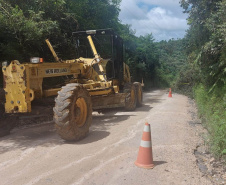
[{"xmin": 0, "ymin": 90, "xmax": 213, "ymax": 185}]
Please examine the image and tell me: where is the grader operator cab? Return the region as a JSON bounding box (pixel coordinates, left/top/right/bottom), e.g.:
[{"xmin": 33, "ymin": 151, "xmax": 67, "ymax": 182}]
[{"xmin": 1, "ymin": 29, "xmax": 143, "ymax": 141}]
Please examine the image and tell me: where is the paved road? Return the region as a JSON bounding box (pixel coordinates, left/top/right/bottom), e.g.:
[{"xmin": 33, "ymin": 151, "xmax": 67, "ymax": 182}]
[{"xmin": 0, "ymin": 90, "xmax": 211, "ymax": 185}]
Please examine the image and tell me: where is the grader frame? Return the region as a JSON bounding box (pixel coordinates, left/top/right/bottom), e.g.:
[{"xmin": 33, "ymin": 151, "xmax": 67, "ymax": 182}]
[{"xmin": 1, "ymin": 29, "xmax": 143, "ymax": 140}]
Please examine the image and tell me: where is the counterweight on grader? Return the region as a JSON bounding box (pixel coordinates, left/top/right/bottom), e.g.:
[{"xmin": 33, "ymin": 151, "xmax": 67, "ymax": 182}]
[{"xmin": 1, "ymin": 29, "xmax": 143, "ymax": 140}]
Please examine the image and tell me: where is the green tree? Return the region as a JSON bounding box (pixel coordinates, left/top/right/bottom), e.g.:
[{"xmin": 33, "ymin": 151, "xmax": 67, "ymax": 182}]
[
  {"xmin": 179, "ymin": 0, "xmax": 226, "ymax": 158},
  {"xmin": 0, "ymin": 0, "xmax": 59, "ymax": 61}
]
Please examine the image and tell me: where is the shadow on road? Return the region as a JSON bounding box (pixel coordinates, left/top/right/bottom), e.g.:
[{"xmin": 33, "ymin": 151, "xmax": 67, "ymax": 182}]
[
  {"xmin": 144, "ymin": 98, "xmax": 164, "ymax": 104},
  {"xmin": 0, "ymin": 122, "xmax": 63, "ymax": 154},
  {"xmin": 135, "ymin": 104, "xmax": 153, "ymax": 112},
  {"xmin": 93, "ymin": 114, "xmax": 132, "ymax": 124},
  {"xmin": 91, "ymin": 112, "xmax": 134, "ymax": 132},
  {"xmin": 93, "ymin": 103, "xmax": 153, "ymax": 115},
  {"xmin": 154, "ymin": 160, "xmax": 167, "ymax": 166},
  {"xmin": 76, "ymin": 131, "xmax": 110, "ymax": 144}
]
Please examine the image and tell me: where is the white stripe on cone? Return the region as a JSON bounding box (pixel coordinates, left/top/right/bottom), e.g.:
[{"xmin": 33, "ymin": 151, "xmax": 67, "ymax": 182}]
[
  {"xmin": 140, "ymin": 140, "xmax": 152, "ymax": 148},
  {"xmin": 143, "ymin": 125, "xmax": 151, "ymax": 132}
]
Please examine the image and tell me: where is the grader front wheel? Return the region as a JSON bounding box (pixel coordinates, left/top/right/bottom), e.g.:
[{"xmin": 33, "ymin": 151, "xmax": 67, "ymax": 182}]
[{"xmin": 53, "ymin": 83, "xmax": 92, "ymax": 141}]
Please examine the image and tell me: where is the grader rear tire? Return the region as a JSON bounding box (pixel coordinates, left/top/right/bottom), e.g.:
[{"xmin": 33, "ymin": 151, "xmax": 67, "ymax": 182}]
[
  {"xmin": 123, "ymin": 83, "xmax": 137, "ymax": 111},
  {"xmin": 53, "ymin": 83, "xmax": 92, "ymax": 141},
  {"xmin": 134, "ymin": 82, "xmax": 143, "ymax": 107}
]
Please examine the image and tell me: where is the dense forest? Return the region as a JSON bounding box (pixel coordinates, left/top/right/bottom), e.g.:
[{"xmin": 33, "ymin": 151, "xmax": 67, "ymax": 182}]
[
  {"xmin": 0, "ymin": 0, "xmax": 184, "ymax": 88},
  {"xmin": 0, "ymin": 0, "xmax": 225, "ymax": 158}
]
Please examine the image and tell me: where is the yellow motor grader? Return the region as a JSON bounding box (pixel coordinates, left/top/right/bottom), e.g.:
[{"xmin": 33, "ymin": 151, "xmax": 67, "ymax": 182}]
[{"xmin": 1, "ymin": 29, "xmax": 143, "ymax": 140}]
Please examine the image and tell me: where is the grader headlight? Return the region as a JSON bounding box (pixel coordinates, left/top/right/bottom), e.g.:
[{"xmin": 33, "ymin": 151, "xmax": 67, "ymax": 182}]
[{"xmin": 30, "ymin": 57, "xmax": 43, "ymax": 64}]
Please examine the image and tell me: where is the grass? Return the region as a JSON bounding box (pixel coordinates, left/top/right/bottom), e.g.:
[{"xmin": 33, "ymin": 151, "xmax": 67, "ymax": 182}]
[{"xmin": 194, "ymin": 84, "xmax": 226, "ymax": 160}]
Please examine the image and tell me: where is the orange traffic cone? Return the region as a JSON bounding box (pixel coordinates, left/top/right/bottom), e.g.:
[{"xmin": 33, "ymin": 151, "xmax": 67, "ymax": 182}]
[
  {"xmin": 168, "ymin": 88, "xmax": 172, "ymax": 98},
  {"xmin": 135, "ymin": 122, "xmax": 154, "ymax": 169}
]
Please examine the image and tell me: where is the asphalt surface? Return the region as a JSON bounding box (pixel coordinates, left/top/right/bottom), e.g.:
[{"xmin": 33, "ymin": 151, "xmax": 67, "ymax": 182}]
[{"xmin": 0, "ymin": 90, "xmax": 212, "ymax": 185}]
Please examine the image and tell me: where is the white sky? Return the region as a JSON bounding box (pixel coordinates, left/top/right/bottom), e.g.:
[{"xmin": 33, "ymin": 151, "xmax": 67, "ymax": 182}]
[{"xmin": 119, "ymin": 0, "xmax": 188, "ymax": 41}]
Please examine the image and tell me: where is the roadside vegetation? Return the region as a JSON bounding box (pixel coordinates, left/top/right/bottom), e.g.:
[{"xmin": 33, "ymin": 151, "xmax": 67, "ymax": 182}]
[
  {"xmin": 0, "ymin": 0, "xmax": 225, "ymax": 159},
  {"xmin": 194, "ymin": 85, "xmax": 226, "ymax": 159},
  {"xmin": 174, "ymin": 0, "xmax": 226, "ymax": 160}
]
